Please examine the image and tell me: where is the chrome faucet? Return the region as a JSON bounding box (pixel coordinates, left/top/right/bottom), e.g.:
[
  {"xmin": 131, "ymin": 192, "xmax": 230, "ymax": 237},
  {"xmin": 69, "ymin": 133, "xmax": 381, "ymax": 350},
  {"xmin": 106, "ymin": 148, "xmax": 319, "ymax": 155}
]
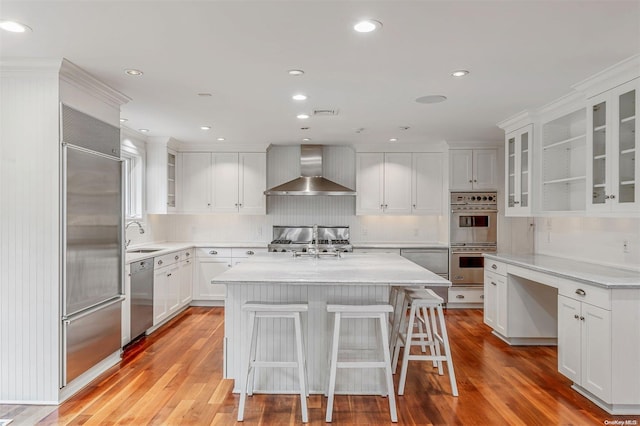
[{"xmin": 125, "ymin": 220, "xmax": 145, "ymax": 248}]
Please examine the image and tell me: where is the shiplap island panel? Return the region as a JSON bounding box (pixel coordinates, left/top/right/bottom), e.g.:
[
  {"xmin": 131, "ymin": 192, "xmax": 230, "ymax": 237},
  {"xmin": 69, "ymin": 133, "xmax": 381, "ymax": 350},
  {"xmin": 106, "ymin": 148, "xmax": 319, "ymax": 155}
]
[{"xmin": 213, "ymin": 253, "xmax": 450, "ymax": 394}]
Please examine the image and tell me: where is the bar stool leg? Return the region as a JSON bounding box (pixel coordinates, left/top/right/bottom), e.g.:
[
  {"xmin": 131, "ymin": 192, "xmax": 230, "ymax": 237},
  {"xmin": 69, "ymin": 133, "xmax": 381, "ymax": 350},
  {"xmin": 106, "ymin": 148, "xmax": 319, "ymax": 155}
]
[
  {"xmin": 437, "ymin": 305, "xmax": 459, "ymax": 396},
  {"xmin": 237, "ymin": 310, "xmax": 256, "ymax": 421},
  {"xmin": 247, "ymin": 315, "xmax": 259, "ymax": 396},
  {"xmin": 293, "ymin": 312, "xmax": 309, "ymax": 423},
  {"xmin": 398, "ymin": 303, "xmax": 417, "ymax": 395},
  {"xmin": 420, "ymin": 306, "xmax": 438, "ymax": 368},
  {"xmin": 378, "ymin": 312, "xmax": 398, "ymax": 422},
  {"xmin": 325, "ymin": 312, "xmax": 342, "ymax": 422},
  {"xmin": 429, "ymin": 306, "xmax": 444, "ymax": 375},
  {"xmin": 392, "ymin": 296, "xmax": 409, "ymax": 373}
]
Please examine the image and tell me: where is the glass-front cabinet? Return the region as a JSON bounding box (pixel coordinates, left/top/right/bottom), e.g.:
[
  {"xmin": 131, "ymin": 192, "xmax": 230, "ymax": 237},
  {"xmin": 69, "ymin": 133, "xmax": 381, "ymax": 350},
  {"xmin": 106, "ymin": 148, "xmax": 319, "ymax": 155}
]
[
  {"xmin": 505, "ymin": 124, "xmax": 532, "ymax": 216},
  {"xmin": 587, "ymin": 79, "xmax": 639, "ymax": 212}
]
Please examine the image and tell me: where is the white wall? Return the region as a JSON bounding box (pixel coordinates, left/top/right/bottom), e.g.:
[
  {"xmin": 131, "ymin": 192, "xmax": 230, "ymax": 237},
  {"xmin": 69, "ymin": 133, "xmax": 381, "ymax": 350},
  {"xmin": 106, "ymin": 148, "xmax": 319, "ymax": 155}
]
[{"xmin": 534, "ymin": 216, "xmax": 640, "ymax": 270}]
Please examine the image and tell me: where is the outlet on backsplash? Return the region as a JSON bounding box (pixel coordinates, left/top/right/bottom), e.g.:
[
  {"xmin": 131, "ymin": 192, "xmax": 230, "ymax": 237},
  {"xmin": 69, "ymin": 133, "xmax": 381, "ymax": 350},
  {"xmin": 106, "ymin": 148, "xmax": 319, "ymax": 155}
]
[{"xmin": 623, "ymin": 239, "xmax": 630, "ymax": 253}]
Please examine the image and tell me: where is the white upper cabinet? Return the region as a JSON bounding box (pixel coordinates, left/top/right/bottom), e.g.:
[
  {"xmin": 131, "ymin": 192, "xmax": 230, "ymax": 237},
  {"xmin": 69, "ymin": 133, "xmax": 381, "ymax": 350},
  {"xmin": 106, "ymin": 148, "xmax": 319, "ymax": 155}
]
[
  {"xmin": 356, "ymin": 153, "xmax": 412, "ymax": 215},
  {"xmin": 147, "ymin": 143, "xmax": 178, "ymax": 214},
  {"xmin": 412, "ymin": 153, "xmax": 444, "ymax": 215},
  {"xmin": 505, "ymin": 125, "xmax": 533, "ymax": 216},
  {"xmin": 449, "ymin": 149, "xmax": 497, "ymax": 191},
  {"xmin": 356, "ymin": 152, "xmax": 444, "ymax": 215},
  {"xmin": 181, "ymin": 152, "xmax": 266, "ymax": 214},
  {"xmin": 587, "ymin": 79, "xmax": 639, "ymax": 213}
]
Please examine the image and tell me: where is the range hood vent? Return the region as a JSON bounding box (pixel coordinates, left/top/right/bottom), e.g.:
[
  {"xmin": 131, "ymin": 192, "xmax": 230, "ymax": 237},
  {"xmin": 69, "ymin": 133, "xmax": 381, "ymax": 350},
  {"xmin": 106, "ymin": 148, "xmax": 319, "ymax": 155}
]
[{"xmin": 264, "ymin": 145, "xmax": 356, "ymax": 196}]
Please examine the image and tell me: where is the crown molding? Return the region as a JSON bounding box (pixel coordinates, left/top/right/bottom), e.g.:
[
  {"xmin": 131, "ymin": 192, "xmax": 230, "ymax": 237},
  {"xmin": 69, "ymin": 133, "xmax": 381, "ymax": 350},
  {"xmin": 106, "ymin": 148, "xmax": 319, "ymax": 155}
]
[{"xmin": 59, "ymin": 58, "xmax": 131, "ymax": 107}]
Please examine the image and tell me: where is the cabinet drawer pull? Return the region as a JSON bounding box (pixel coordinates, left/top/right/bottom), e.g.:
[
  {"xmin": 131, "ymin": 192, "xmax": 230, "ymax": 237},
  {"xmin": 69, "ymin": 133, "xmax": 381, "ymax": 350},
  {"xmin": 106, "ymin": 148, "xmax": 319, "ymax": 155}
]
[
  {"xmin": 167, "ymin": 273, "xmax": 172, "ymax": 277},
  {"xmin": 157, "ymin": 260, "xmax": 163, "ymax": 266},
  {"xmin": 209, "ymin": 250, "xmax": 218, "ymax": 255},
  {"xmin": 575, "ymin": 288, "xmax": 586, "ymax": 296},
  {"xmin": 456, "ymin": 295, "xmax": 465, "ymax": 299},
  {"xmin": 574, "ymin": 314, "xmax": 580, "ymax": 319},
  {"xmin": 491, "ymin": 264, "xmax": 497, "ymax": 270},
  {"xmin": 491, "ymin": 281, "xmax": 497, "ymax": 285},
  {"xmin": 246, "ymin": 250, "xmax": 254, "ymax": 255},
  {"xmin": 580, "ymin": 316, "xmax": 585, "ymax": 321}
]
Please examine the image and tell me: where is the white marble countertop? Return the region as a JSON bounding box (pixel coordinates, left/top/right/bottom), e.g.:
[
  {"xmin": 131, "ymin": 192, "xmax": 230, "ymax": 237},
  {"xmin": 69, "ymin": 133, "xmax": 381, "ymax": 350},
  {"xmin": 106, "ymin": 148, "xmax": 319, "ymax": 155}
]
[
  {"xmin": 125, "ymin": 241, "xmax": 267, "ymax": 264},
  {"xmin": 212, "ymin": 252, "xmax": 451, "ymax": 286},
  {"xmin": 351, "ymin": 242, "xmax": 448, "ymax": 249},
  {"xmin": 485, "ymin": 253, "xmax": 640, "ymax": 289}
]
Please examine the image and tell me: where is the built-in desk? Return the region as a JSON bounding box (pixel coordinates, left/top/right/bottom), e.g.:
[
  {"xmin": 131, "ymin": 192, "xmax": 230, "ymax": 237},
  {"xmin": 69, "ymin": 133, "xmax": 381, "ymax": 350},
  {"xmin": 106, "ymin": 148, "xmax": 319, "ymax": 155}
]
[{"xmin": 484, "ymin": 253, "xmax": 640, "ymax": 415}]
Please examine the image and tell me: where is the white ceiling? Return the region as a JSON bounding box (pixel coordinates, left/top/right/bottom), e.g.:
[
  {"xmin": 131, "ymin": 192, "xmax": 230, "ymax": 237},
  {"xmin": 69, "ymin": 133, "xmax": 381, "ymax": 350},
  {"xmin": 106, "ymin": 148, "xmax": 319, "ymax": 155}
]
[{"xmin": 1, "ymin": 1, "xmax": 639, "ymax": 147}]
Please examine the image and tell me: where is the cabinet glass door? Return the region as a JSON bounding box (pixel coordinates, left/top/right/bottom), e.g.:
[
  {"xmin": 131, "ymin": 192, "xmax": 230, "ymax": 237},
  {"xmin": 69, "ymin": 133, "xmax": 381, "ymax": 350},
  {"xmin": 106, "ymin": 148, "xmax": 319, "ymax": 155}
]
[
  {"xmin": 618, "ymin": 89, "xmax": 636, "ymax": 204},
  {"xmin": 520, "ymin": 131, "xmax": 529, "ymax": 208},
  {"xmin": 591, "ymin": 101, "xmax": 607, "ymax": 205},
  {"xmin": 507, "ymin": 136, "xmax": 516, "ymax": 207},
  {"xmin": 167, "ymin": 152, "xmax": 176, "ymax": 208}
]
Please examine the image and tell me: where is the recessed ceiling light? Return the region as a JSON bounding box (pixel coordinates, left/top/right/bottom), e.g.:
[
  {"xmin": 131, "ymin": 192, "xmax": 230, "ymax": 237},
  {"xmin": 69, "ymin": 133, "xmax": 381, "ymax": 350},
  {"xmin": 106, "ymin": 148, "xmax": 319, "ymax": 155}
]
[
  {"xmin": 217, "ymin": 137, "xmax": 225, "ymax": 141},
  {"xmin": 302, "ymin": 138, "xmax": 311, "ymax": 142},
  {"xmin": 415, "ymin": 95, "xmax": 447, "ymax": 104},
  {"xmin": 197, "ymin": 93, "xmax": 212, "ymax": 97},
  {"xmin": 451, "ymin": 70, "xmax": 470, "ymax": 77},
  {"xmin": 292, "ymin": 94, "xmax": 308, "ymax": 101},
  {"xmin": 0, "ymin": 20, "xmax": 32, "ymax": 33},
  {"xmin": 389, "ymin": 138, "xmax": 398, "ymax": 142},
  {"xmin": 288, "ymin": 69, "xmax": 305, "ymax": 76},
  {"xmin": 354, "ymin": 19, "xmax": 382, "ymax": 33},
  {"xmin": 200, "ymin": 126, "xmax": 211, "ymax": 130},
  {"xmin": 297, "ymin": 114, "xmax": 310, "ymax": 119},
  {"xmin": 120, "ymin": 118, "xmax": 128, "ymax": 123},
  {"xmin": 125, "ymin": 69, "xmax": 143, "ymax": 76},
  {"xmin": 139, "ymin": 128, "xmax": 149, "ymax": 133}
]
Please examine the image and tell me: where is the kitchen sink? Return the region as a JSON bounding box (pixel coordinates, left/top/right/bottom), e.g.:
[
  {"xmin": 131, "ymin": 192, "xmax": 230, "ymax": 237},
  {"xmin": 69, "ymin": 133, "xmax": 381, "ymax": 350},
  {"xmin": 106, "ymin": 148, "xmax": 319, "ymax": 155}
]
[{"xmin": 126, "ymin": 248, "xmax": 163, "ymax": 253}]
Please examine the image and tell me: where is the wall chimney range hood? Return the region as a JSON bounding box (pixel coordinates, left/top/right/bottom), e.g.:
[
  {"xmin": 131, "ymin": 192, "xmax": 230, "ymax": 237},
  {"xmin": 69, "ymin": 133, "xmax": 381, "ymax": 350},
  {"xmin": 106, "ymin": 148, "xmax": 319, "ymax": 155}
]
[{"xmin": 264, "ymin": 145, "xmax": 356, "ymax": 196}]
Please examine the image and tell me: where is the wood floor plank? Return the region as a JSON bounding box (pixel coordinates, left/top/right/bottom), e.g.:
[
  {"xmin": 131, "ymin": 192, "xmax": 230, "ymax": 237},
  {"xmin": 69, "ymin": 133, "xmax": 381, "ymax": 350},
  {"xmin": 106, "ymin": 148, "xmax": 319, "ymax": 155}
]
[{"xmin": 31, "ymin": 307, "xmax": 640, "ymax": 425}]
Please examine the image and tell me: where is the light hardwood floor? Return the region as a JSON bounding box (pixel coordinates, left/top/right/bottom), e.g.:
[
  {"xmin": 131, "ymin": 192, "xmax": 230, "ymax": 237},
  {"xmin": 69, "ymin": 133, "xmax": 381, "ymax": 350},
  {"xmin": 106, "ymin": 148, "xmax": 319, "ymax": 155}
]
[{"xmin": 17, "ymin": 307, "xmax": 640, "ymax": 424}]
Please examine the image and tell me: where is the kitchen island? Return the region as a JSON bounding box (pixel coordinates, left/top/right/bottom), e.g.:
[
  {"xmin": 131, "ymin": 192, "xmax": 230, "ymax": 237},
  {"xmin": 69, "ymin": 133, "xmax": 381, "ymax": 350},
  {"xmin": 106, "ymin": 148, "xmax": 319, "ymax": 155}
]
[{"xmin": 212, "ymin": 252, "xmax": 450, "ymax": 394}]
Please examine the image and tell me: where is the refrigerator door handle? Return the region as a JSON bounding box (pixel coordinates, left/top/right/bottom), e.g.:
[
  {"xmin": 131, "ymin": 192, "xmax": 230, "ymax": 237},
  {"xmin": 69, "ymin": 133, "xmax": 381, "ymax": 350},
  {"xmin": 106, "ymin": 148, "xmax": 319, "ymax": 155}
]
[{"xmin": 62, "ymin": 295, "xmax": 124, "ymax": 322}]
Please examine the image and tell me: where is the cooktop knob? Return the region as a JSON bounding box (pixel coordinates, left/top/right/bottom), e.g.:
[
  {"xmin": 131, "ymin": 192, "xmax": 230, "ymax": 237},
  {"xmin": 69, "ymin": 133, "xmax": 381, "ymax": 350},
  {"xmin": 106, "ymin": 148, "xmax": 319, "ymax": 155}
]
[
  {"xmin": 482, "ymin": 196, "xmax": 487, "ymax": 201},
  {"xmin": 471, "ymin": 196, "xmax": 476, "ymax": 201}
]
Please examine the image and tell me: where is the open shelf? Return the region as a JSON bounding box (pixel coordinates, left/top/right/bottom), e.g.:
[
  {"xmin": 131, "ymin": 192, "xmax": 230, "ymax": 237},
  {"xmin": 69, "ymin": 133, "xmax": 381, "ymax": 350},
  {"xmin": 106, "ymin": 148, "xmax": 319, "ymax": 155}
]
[
  {"xmin": 543, "ymin": 176, "xmax": 586, "ymax": 185},
  {"xmin": 621, "ymin": 115, "xmax": 636, "ymax": 124},
  {"xmin": 544, "ymin": 134, "xmax": 586, "ymax": 150}
]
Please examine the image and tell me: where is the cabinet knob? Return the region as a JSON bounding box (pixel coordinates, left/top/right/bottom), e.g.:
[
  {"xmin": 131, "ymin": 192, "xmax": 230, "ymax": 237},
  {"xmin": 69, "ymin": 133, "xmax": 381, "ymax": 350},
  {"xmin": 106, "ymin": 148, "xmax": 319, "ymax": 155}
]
[
  {"xmin": 234, "ymin": 203, "xmax": 238, "ymax": 207},
  {"xmin": 605, "ymin": 195, "xmax": 610, "ymax": 200},
  {"xmin": 175, "ymin": 255, "xmax": 179, "ymax": 260},
  {"xmin": 186, "ymin": 252, "xmax": 190, "ymax": 257},
  {"xmin": 412, "ymin": 204, "xmax": 416, "ymax": 208},
  {"xmin": 580, "ymin": 316, "xmax": 585, "ymax": 321},
  {"xmin": 574, "ymin": 314, "xmax": 580, "ymax": 319},
  {"xmin": 207, "ymin": 203, "xmax": 211, "ymax": 206},
  {"xmin": 610, "ymin": 194, "xmax": 616, "ymax": 200},
  {"xmin": 575, "ymin": 288, "xmax": 586, "ymax": 296},
  {"xmin": 514, "ymin": 201, "xmax": 520, "ymax": 205},
  {"xmin": 157, "ymin": 260, "xmax": 163, "ymax": 266},
  {"xmin": 491, "ymin": 264, "xmax": 497, "ymax": 269},
  {"xmin": 473, "ymin": 179, "xmax": 477, "ymax": 183},
  {"xmin": 167, "ymin": 273, "xmax": 172, "ymax": 277},
  {"xmin": 380, "ymin": 204, "xmax": 384, "ymax": 209},
  {"xmin": 456, "ymin": 295, "xmax": 465, "ymax": 299},
  {"xmin": 491, "ymin": 281, "xmax": 497, "ymax": 286},
  {"xmin": 239, "ymin": 203, "xmax": 243, "ymax": 207},
  {"xmin": 209, "ymin": 250, "xmax": 218, "ymax": 255},
  {"xmin": 480, "ymin": 295, "xmax": 484, "ymax": 299},
  {"xmin": 384, "ymin": 204, "xmax": 388, "ymax": 208},
  {"xmin": 246, "ymin": 250, "xmax": 254, "ymax": 255}
]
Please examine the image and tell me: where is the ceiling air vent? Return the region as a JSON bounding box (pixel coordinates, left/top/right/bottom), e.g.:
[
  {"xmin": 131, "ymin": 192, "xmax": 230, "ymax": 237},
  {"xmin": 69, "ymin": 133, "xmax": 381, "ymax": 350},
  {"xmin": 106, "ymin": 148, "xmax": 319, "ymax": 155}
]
[{"xmin": 313, "ymin": 109, "xmax": 339, "ymax": 116}]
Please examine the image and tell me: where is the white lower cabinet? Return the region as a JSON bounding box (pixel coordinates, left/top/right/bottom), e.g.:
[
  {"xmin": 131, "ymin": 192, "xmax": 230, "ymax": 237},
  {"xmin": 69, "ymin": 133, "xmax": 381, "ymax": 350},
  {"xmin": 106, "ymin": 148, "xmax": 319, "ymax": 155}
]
[
  {"xmin": 558, "ymin": 294, "xmax": 612, "ymax": 402},
  {"xmin": 193, "ymin": 247, "xmax": 267, "ymax": 303},
  {"xmin": 179, "ymin": 250, "xmax": 194, "ymax": 306},
  {"xmin": 153, "ymin": 261, "xmax": 180, "ymax": 325},
  {"xmin": 484, "ymin": 270, "xmax": 507, "ymax": 334}
]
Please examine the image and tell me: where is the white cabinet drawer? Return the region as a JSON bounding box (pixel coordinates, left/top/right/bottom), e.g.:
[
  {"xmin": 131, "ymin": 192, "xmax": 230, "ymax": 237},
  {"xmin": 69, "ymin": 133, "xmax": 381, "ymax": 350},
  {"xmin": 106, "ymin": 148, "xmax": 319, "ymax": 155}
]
[
  {"xmin": 196, "ymin": 247, "xmax": 233, "ymax": 258},
  {"xmin": 448, "ymin": 287, "xmax": 484, "ymax": 304},
  {"xmin": 558, "ymin": 278, "xmax": 611, "ymax": 310},
  {"xmin": 485, "ymin": 259, "xmax": 506, "ymax": 276},
  {"xmin": 154, "ymin": 251, "xmax": 181, "ymax": 268},
  {"xmin": 231, "ymin": 247, "xmax": 268, "ymax": 258}
]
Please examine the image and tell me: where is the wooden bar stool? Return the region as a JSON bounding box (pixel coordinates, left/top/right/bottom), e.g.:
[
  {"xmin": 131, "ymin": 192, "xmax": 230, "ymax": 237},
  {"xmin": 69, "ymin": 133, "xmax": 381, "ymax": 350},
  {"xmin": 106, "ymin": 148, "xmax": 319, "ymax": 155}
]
[
  {"xmin": 395, "ymin": 289, "xmax": 458, "ymax": 397},
  {"xmin": 325, "ymin": 304, "xmax": 397, "ymax": 423},
  {"xmin": 237, "ymin": 302, "xmax": 309, "ymax": 423},
  {"xmin": 389, "ymin": 287, "xmax": 432, "ymax": 369}
]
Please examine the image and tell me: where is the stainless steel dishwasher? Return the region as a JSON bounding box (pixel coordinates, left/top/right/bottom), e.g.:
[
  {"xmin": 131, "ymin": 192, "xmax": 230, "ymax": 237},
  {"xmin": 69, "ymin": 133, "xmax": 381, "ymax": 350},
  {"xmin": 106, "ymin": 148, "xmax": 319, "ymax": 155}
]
[
  {"xmin": 400, "ymin": 248, "xmax": 449, "ymax": 303},
  {"xmin": 130, "ymin": 259, "xmax": 154, "ymax": 340}
]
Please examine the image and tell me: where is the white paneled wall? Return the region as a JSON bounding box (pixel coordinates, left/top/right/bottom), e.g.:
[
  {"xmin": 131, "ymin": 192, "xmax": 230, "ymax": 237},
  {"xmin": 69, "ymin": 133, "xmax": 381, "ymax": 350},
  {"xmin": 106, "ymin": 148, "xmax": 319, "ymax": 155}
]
[
  {"xmin": 535, "ymin": 216, "xmax": 640, "ymax": 269},
  {"xmin": 0, "ymin": 65, "xmax": 61, "ymax": 403},
  {"xmin": 161, "ymin": 145, "xmax": 447, "ymax": 244}
]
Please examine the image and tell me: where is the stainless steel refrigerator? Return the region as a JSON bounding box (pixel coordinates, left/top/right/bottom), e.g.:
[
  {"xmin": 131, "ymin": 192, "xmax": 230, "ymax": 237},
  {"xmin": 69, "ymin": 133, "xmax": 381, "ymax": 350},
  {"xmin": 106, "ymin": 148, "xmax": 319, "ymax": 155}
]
[{"xmin": 61, "ymin": 104, "xmax": 124, "ymax": 386}]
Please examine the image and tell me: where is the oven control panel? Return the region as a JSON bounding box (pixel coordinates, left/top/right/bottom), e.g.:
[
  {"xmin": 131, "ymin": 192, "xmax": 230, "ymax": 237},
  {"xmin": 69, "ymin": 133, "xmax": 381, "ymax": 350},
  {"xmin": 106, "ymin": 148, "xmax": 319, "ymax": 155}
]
[{"xmin": 450, "ymin": 192, "xmax": 497, "ymax": 207}]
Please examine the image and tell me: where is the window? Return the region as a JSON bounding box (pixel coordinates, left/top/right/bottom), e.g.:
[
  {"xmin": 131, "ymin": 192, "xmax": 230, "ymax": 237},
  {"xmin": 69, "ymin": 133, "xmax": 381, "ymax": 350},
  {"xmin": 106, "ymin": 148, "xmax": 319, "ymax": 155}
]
[{"xmin": 122, "ymin": 150, "xmax": 143, "ymax": 219}]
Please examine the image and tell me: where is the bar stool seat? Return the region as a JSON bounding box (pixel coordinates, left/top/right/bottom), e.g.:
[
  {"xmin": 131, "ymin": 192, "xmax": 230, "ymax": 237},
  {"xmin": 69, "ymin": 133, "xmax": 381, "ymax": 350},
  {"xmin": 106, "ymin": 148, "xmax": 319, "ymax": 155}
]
[
  {"xmin": 325, "ymin": 304, "xmax": 397, "ymax": 423},
  {"xmin": 395, "ymin": 289, "xmax": 458, "ymax": 397},
  {"xmin": 237, "ymin": 302, "xmax": 309, "ymax": 423}
]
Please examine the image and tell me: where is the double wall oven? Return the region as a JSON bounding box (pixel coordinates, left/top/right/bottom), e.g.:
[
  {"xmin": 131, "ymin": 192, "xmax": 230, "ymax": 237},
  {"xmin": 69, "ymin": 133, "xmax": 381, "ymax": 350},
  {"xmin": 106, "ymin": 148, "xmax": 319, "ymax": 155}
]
[{"xmin": 450, "ymin": 192, "xmax": 497, "ymax": 286}]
